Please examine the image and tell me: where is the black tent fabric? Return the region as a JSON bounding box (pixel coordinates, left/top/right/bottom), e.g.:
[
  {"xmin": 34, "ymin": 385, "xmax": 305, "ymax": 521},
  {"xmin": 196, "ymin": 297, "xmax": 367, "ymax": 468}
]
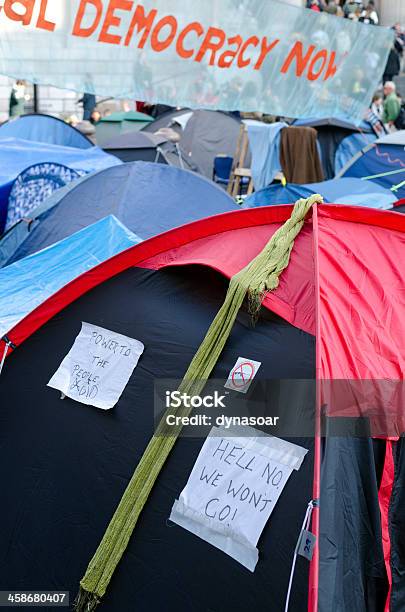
[
  {"xmin": 0, "ymin": 259, "xmax": 398, "ymax": 610},
  {"xmin": 319, "ymin": 435, "xmax": 388, "ymax": 611},
  {"xmin": 390, "ymin": 438, "xmax": 405, "ymax": 611},
  {"xmin": 0, "ymin": 265, "xmax": 315, "ymax": 611}
]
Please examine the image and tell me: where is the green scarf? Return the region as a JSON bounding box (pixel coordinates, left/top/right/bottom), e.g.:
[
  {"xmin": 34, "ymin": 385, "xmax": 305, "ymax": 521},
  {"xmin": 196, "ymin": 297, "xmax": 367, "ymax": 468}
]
[{"xmin": 75, "ymin": 194, "xmax": 322, "ymax": 611}]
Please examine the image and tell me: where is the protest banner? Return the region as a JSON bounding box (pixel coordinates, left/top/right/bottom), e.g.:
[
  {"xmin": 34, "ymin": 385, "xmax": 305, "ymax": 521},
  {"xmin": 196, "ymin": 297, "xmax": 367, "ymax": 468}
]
[{"xmin": 0, "ymin": 0, "xmax": 394, "ymax": 122}]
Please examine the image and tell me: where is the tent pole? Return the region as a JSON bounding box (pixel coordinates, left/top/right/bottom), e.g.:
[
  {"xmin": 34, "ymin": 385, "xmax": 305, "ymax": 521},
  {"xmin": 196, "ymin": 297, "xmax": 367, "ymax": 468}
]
[
  {"xmin": 308, "ymin": 202, "xmax": 322, "ymax": 612},
  {"xmin": 33, "ymin": 84, "xmax": 39, "ymax": 113}
]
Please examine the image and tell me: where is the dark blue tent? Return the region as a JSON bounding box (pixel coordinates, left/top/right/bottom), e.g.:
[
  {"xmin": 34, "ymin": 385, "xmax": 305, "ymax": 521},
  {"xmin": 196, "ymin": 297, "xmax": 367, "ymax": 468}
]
[
  {"xmin": 339, "ymin": 131, "xmax": 405, "ymax": 199},
  {"xmin": 0, "ymin": 161, "xmax": 238, "ymax": 267},
  {"xmin": 0, "ymin": 114, "xmax": 93, "ymax": 149},
  {"xmin": 244, "ymin": 177, "xmax": 398, "ymax": 210},
  {"xmin": 292, "ymin": 117, "xmax": 376, "ymax": 179},
  {"xmin": 0, "ymin": 138, "xmax": 121, "ymax": 233}
]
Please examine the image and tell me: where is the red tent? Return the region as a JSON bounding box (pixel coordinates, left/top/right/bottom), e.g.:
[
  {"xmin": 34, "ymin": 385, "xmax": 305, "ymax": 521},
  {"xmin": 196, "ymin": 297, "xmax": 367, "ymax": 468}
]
[{"xmin": 0, "ymin": 203, "xmax": 404, "ymax": 611}]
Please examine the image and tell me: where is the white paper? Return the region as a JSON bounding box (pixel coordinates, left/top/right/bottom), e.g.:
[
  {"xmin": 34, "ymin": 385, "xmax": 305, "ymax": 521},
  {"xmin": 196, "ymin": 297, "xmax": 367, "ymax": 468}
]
[
  {"xmin": 225, "ymin": 357, "xmax": 262, "ymax": 394},
  {"xmin": 47, "ymin": 322, "xmax": 144, "ymax": 410},
  {"xmin": 170, "ymin": 426, "xmax": 307, "ymax": 571}
]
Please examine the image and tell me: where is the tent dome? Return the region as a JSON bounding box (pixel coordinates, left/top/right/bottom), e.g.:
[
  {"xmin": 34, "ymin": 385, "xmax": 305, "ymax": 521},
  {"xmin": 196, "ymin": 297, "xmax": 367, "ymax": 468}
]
[
  {"xmin": 0, "ymin": 204, "xmax": 403, "ymax": 611},
  {"xmin": 0, "ymin": 114, "xmax": 94, "ymax": 149},
  {"xmin": 0, "ymin": 161, "xmax": 238, "ymax": 267},
  {"xmin": 143, "ymin": 109, "xmax": 245, "ymax": 178}
]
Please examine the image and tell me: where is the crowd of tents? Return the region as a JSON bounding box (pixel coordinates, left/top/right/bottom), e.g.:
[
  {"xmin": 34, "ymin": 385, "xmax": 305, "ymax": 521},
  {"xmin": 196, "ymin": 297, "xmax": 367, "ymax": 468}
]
[{"xmin": 0, "ymin": 110, "xmax": 404, "ymax": 611}]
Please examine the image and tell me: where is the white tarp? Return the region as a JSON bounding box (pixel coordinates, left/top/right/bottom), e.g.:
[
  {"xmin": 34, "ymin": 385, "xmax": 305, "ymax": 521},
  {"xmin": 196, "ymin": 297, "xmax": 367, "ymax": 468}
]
[
  {"xmin": 48, "ymin": 322, "xmax": 144, "ymax": 409},
  {"xmin": 170, "ymin": 426, "xmax": 308, "ymax": 571}
]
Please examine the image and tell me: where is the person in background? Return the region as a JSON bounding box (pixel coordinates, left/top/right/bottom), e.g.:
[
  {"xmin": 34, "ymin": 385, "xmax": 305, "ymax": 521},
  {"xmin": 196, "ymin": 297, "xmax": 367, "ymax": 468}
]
[
  {"xmin": 359, "ymin": 3, "xmax": 378, "ymax": 24},
  {"xmin": 393, "ymin": 23, "xmax": 404, "ymax": 56},
  {"xmin": 361, "ymin": 0, "xmax": 379, "ymax": 23},
  {"xmin": 350, "ymin": 5, "xmax": 362, "ymax": 20},
  {"xmin": 9, "ymin": 80, "xmax": 28, "ymax": 118},
  {"xmin": 343, "ymin": 0, "xmax": 359, "ymax": 18},
  {"xmin": 371, "ymin": 92, "xmax": 383, "ymax": 119},
  {"xmin": 383, "ymin": 81, "xmax": 401, "ymax": 131},
  {"xmin": 309, "ymin": 0, "xmax": 322, "ymax": 11},
  {"xmin": 90, "ymin": 109, "xmax": 101, "ymax": 125},
  {"xmin": 79, "ymin": 92, "xmax": 96, "ymax": 121},
  {"xmin": 383, "ymin": 44, "xmax": 401, "ymax": 83},
  {"xmin": 306, "ymin": 0, "xmax": 325, "ymax": 9},
  {"xmin": 366, "ymin": 92, "xmax": 385, "ymax": 135},
  {"xmin": 324, "ymin": 0, "xmax": 338, "ymax": 15}
]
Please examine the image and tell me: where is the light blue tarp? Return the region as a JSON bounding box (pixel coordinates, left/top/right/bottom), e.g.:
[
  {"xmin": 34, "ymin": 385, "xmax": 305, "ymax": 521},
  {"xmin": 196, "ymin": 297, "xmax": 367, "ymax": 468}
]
[
  {"xmin": 0, "ymin": 215, "xmax": 140, "ymax": 339},
  {"xmin": 0, "ymin": 114, "xmax": 93, "ymax": 149},
  {"xmin": 0, "ymin": 138, "xmax": 121, "ymax": 232},
  {"xmin": 244, "ymin": 177, "xmax": 398, "ymax": 210},
  {"xmin": 0, "ymin": 138, "xmax": 120, "ymax": 183},
  {"xmin": 245, "ymin": 121, "xmax": 287, "ymax": 191}
]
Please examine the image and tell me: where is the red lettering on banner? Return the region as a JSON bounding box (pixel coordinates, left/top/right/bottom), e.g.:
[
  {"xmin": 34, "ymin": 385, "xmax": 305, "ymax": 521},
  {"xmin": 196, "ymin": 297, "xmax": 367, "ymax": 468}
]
[
  {"xmin": 99, "ymin": 0, "xmax": 133, "ymax": 45},
  {"xmin": 37, "ymin": 0, "xmax": 56, "ymax": 31},
  {"xmin": 218, "ymin": 35, "xmax": 243, "ymax": 68},
  {"xmin": 254, "ymin": 37, "xmax": 280, "ymax": 70},
  {"xmin": 124, "ymin": 4, "xmax": 156, "ymax": 47},
  {"xmin": 150, "ymin": 15, "xmax": 178, "ymax": 52},
  {"xmin": 72, "ymin": 0, "xmax": 103, "ymax": 38},
  {"xmin": 3, "ymin": 0, "xmax": 35, "ymax": 26},
  {"xmin": 195, "ymin": 27, "xmax": 226, "ymax": 65},
  {"xmin": 307, "ymin": 49, "xmax": 328, "ymax": 81},
  {"xmin": 237, "ymin": 36, "xmax": 259, "ymax": 68},
  {"xmin": 281, "ymin": 41, "xmax": 315, "ymax": 77},
  {"xmin": 176, "ymin": 22, "xmax": 204, "ymax": 59},
  {"xmin": 324, "ymin": 51, "xmax": 339, "ymax": 80}
]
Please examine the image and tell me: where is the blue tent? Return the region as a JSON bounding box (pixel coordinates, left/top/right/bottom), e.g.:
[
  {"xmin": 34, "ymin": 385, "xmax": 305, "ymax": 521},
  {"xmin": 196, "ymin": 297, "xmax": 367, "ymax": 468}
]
[
  {"xmin": 339, "ymin": 131, "xmax": 405, "ymax": 199},
  {"xmin": 0, "ymin": 215, "xmax": 140, "ymax": 339},
  {"xmin": 244, "ymin": 177, "xmax": 398, "ymax": 210},
  {"xmin": 292, "ymin": 117, "xmax": 376, "ymax": 179},
  {"xmin": 0, "ymin": 138, "xmax": 121, "ymax": 232},
  {"xmin": 0, "ymin": 161, "xmax": 238, "ymax": 267},
  {"xmin": 0, "ymin": 114, "xmax": 93, "ymax": 149}
]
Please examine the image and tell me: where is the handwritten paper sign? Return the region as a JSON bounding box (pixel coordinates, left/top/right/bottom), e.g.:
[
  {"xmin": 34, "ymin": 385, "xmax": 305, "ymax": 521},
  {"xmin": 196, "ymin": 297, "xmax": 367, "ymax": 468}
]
[
  {"xmin": 225, "ymin": 357, "xmax": 261, "ymax": 394},
  {"xmin": 170, "ymin": 426, "xmax": 307, "ymax": 571},
  {"xmin": 48, "ymin": 322, "xmax": 144, "ymax": 409}
]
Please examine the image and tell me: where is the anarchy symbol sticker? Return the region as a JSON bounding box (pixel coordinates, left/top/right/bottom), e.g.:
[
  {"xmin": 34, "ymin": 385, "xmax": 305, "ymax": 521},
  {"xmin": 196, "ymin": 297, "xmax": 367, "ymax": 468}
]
[{"xmin": 225, "ymin": 357, "xmax": 262, "ymax": 394}]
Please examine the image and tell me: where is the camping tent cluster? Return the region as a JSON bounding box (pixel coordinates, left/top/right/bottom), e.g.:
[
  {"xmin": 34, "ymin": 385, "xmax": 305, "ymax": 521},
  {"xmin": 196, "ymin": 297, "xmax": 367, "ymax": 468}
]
[
  {"xmin": 0, "ymin": 115, "xmax": 121, "ymax": 232},
  {"xmin": 0, "ymin": 110, "xmax": 404, "ymax": 612}
]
